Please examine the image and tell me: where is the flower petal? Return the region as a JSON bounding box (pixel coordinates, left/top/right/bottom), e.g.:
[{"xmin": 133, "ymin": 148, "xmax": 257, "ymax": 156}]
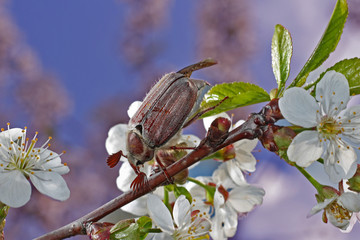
[
  {"xmin": 316, "ymin": 71, "xmax": 350, "ymax": 116},
  {"xmin": 228, "ymin": 184, "xmax": 265, "ymax": 213},
  {"xmin": 127, "ymin": 101, "xmax": 142, "ymax": 118},
  {"xmin": 0, "ymin": 128, "xmax": 24, "ymax": 142},
  {"xmin": 0, "ymin": 171, "xmax": 31, "ymax": 208},
  {"xmin": 30, "ymin": 171, "xmax": 70, "ymax": 201},
  {"xmin": 116, "ymin": 161, "xmax": 137, "ymax": 192},
  {"xmin": 338, "ymin": 192, "xmax": 360, "ymax": 212},
  {"xmin": 147, "ymin": 194, "xmax": 175, "ymax": 234},
  {"xmin": 37, "ymin": 149, "xmax": 69, "ymax": 175},
  {"xmin": 122, "ymin": 196, "xmax": 148, "ymax": 216},
  {"xmin": 226, "ymin": 160, "xmax": 247, "ymax": 186},
  {"xmin": 213, "ymin": 163, "xmax": 240, "ymax": 189},
  {"xmin": 223, "ymin": 204, "xmax": 238, "ymax": 237},
  {"xmin": 323, "ymin": 142, "xmax": 357, "ymax": 183},
  {"xmin": 105, "ymin": 124, "xmax": 128, "ymax": 155},
  {"xmin": 287, "ymin": 131, "xmax": 323, "ymax": 167},
  {"xmin": 307, "ymin": 197, "xmax": 336, "ymax": 218},
  {"xmin": 279, "ymin": 87, "xmax": 319, "ymax": 128},
  {"xmin": 234, "ymin": 147, "xmax": 257, "ymax": 173},
  {"xmin": 173, "ymin": 195, "xmax": 191, "ymax": 229}
]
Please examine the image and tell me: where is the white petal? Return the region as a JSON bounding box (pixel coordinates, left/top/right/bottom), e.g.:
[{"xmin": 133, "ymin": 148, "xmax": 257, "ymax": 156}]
[
  {"xmin": 234, "ymin": 148, "xmax": 257, "ymax": 173},
  {"xmin": 233, "ymin": 119, "xmax": 245, "ymax": 129},
  {"xmin": 214, "ymin": 188, "xmax": 225, "ymax": 209},
  {"xmin": 184, "ymin": 177, "xmax": 209, "ymax": 198},
  {"xmin": 338, "ymin": 192, "xmax": 360, "ymax": 212},
  {"xmin": 316, "ymin": 71, "xmax": 350, "ymax": 115},
  {"xmin": 223, "ymin": 204, "xmax": 238, "ymax": 237},
  {"xmin": 178, "ymin": 134, "xmax": 201, "ymax": 148},
  {"xmin": 307, "ymin": 197, "xmax": 336, "ymax": 217},
  {"xmin": 340, "ymin": 214, "xmax": 359, "ymax": 233},
  {"xmin": 213, "ymin": 163, "xmax": 238, "ymax": 189},
  {"xmin": 279, "ymin": 87, "xmax": 319, "ymax": 127},
  {"xmin": 37, "ymin": 149, "xmax": 69, "ymax": 175},
  {"xmin": 233, "ymin": 138, "xmax": 258, "ymax": 153},
  {"xmin": 323, "ymin": 142, "xmax": 357, "ymax": 183},
  {"xmin": 105, "ymin": 124, "xmax": 128, "ymax": 155},
  {"xmin": 203, "ymin": 112, "xmax": 231, "ymax": 131},
  {"xmin": 116, "ymin": 161, "xmax": 137, "ymax": 192},
  {"xmin": 327, "ymin": 209, "xmax": 350, "ymax": 230},
  {"xmin": 0, "ymin": 128, "xmax": 24, "ymax": 142},
  {"xmin": 122, "ymin": 196, "xmax": 149, "ymax": 216},
  {"xmin": 0, "ymin": 171, "xmax": 31, "ymax": 208},
  {"xmin": 147, "ymin": 194, "xmax": 175, "ymax": 234},
  {"xmin": 30, "ymin": 171, "xmax": 70, "ymax": 201},
  {"xmin": 287, "ymin": 131, "xmax": 323, "ymax": 167},
  {"xmin": 210, "ymin": 212, "xmax": 226, "ymax": 240},
  {"xmin": 127, "ymin": 101, "xmax": 143, "ymax": 118},
  {"xmin": 173, "ymin": 195, "xmax": 191, "ymax": 229},
  {"xmin": 228, "ymin": 184, "xmax": 265, "ymax": 213},
  {"xmin": 152, "ymin": 232, "xmax": 173, "ymax": 240},
  {"xmin": 226, "ymin": 160, "xmax": 247, "ymax": 186}
]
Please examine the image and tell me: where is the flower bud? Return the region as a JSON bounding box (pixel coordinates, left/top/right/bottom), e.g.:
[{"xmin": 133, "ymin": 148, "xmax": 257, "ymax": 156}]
[
  {"xmin": 259, "ymin": 125, "xmax": 296, "ymax": 154},
  {"xmin": 86, "ymin": 222, "xmax": 114, "ymax": 240},
  {"xmin": 206, "ymin": 117, "xmax": 231, "ymax": 146}
]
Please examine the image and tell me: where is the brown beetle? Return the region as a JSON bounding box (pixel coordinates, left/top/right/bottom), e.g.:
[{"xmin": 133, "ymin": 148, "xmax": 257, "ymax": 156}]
[{"xmin": 107, "ymin": 59, "xmax": 218, "ymax": 191}]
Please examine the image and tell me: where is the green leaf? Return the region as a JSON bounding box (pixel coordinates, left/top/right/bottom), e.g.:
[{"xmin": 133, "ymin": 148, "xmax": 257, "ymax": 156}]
[
  {"xmin": 289, "ymin": 0, "xmax": 348, "ymax": 88},
  {"xmin": 137, "ymin": 216, "xmax": 152, "ymax": 231},
  {"xmin": 306, "ymin": 58, "xmax": 360, "ymax": 95},
  {"xmin": 173, "ymin": 186, "xmax": 192, "ymax": 203},
  {"xmin": 271, "ymin": 24, "xmax": 293, "ymax": 96},
  {"xmin": 111, "ymin": 223, "xmax": 141, "ymax": 240},
  {"xmin": 200, "ymin": 82, "xmax": 270, "ymax": 118},
  {"xmin": 110, "ymin": 219, "xmax": 135, "ymax": 234},
  {"xmin": 327, "ymin": 58, "xmax": 360, "ymax": 95}
]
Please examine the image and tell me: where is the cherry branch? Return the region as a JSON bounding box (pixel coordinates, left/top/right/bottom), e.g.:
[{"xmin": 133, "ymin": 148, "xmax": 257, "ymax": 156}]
[{"xmin": 34, "ymin": 99, "xmax": 282, "ymax": 240}]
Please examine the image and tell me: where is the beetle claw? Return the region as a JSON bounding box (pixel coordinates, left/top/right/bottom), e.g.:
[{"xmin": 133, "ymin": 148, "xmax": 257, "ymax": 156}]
[
  {"xmin": 106, "ymin": 151, "xmax": 125, "ymax": 168},
  {"xmin": 130, "ymin": 172, "xmax": 149, "ymax": 192}
]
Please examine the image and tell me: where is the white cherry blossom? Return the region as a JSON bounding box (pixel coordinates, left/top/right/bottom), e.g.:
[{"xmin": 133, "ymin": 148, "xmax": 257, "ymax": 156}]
[
  {"xmin": 147, "ymin": 194, "xmax": 211, "ymax": 240},
  {"xmin": 0, "ymin": 124, "xmax": 70, "ymax": 208},
  {"xmin": 279, "ymin": 71, "xmax": 359, "ymax": 183},
  {"xmin": 308, "ymin": 191, "xmax": 360, "ymax": 230}
]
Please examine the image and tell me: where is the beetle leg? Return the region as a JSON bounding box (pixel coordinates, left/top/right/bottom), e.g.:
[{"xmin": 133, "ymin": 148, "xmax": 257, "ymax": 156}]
[
  {"xmin": 129, "ymin": 163, "xmax": 151, "ymax": 192},
  {"xmin": 106, "ymin": 150, "xmax": 127, "ymax": 168},
  {"xmin": 155, "ymin": 155, "xmax": 174, "ymax": 185},
  {"xmin": 183, "ymin": 96, "xmax": 229, "ymax": 128}
]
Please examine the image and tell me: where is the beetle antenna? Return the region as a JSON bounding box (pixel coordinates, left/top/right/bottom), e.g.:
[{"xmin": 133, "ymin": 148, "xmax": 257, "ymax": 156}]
[
  {"xmin": 177, "ymin": 58, "xmax": 217, "ymax": 77},
  {"xmin": 106, "ymin": 150, "xmax": 127, "ymax": 168}
]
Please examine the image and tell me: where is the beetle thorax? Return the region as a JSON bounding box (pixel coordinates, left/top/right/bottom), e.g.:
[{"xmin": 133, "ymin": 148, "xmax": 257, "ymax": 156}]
[{"xmin": 127, "ymin": 130, "xmax": 155, "ymax": 166}]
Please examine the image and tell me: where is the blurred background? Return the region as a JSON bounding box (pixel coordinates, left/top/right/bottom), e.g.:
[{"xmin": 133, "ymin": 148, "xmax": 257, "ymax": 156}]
[{"xmin": 2, "ymin": 0, "xmax": 360, "ymax": 239}]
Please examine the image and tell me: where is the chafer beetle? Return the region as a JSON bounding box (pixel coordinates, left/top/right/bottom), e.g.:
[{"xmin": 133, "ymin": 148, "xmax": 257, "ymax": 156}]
[{"xmin": 107, "ymin": 59, "xmax": 218, "ymax": 191}]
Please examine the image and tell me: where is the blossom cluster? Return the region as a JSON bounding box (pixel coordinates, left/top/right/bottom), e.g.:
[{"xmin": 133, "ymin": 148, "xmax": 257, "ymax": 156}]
[
  {"xmin": 279, "ymin": 71, "xmax": 360, "ymax": 231},
  {"xmin": 106, "ymin": 103, "xmax": 265, "ymax": 239}
]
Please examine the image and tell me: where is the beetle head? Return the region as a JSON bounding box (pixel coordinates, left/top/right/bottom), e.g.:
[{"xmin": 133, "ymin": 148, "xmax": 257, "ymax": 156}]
[{"xmin": 127, "ymin": 129, "xmax": 154, "ymax": 166}]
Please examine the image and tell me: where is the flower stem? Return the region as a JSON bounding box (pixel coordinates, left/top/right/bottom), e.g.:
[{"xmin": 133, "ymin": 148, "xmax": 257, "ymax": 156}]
[
  {"xmin": 141, "ymin": 228, "xmax": 162, "ymax": 233},
  {"xmin": 187, "ymin": 177, "xmax": 215, "ymax": 196},
  {"xmin": 294, "ymin": 164, "xmax": 323, "ymax": 192},
  {"xmin": 0, "ymin": 204, "xmax": 9, "ymax": 240},
  {"xmin": 163, "ymin": 187, "xmax": 171, "ymax": 213}
]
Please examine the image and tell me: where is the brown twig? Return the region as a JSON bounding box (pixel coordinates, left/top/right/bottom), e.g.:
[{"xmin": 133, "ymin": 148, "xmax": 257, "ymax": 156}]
[{"xmin": 35, "ymin": 100, "xmax": 280, "ymax": 240}]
